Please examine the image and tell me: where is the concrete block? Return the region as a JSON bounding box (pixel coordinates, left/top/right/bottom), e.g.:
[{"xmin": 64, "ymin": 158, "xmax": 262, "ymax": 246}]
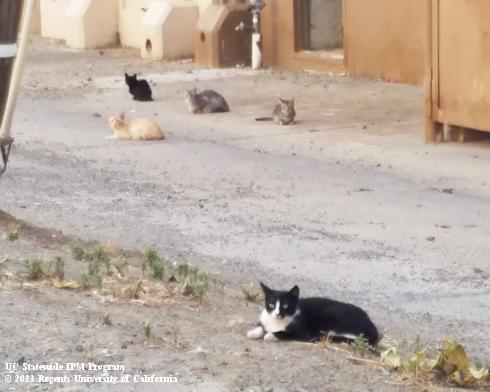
[
  {"xmin": 140, "ymin": 0, "xmax": 199, "ymax": 60},
  {"xmin": 119, "ymin": 0, "xmax": 154, "ymax": 49},
  {"xmin": 195, "ymin": 3, "xmax": 251, "ymax": 68},
  {"xmin": 40, "ymin": 0, "xmax": 71, "ymax": 40},
  {"xmin": 65, "ymin": 0, "xmax": 119, "ymax": 49}
]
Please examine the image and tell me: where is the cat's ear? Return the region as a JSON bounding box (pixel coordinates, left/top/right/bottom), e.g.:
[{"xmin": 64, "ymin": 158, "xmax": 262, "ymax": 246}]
[
  {"xmin": 118, "ymin": 112, "xmax": 125, "ymax": 120},
  {"xmin": 288, "ymin": 285, "xmax": 300, "ymax": 298},
  {"xmin": 260, "ymin": 282, "xmax": 271, "ymax": 293}
]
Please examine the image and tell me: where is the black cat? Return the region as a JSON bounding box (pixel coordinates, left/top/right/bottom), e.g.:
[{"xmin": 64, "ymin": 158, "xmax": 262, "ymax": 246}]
[
  {"xmin": 124, "ymin": 73, "xmax": 153, "ymax": 102},
  {"xmin": 247, "ymin": 282, "xmax": 379, "ymax": 345}
]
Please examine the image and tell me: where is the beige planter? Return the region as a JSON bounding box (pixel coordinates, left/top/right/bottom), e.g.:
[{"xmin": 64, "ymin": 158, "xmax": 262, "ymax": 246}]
[
  {"xmin": 40, "ymin": 0, "xmax": 71, "ymax": 40},
  {"xmin": 28, "ymin": 0, "xmax": 42, "ymax": 35},
  {"xmin": 64, "ymin": 0, "xmax": 119, "ymax": 49},
  {"xmin": 119, "ymin": 0, "xmax": 154, "ymax": 49},
  {"xmin": 140, "ymin": 0, "xmax": 199, "ymax": 60}
]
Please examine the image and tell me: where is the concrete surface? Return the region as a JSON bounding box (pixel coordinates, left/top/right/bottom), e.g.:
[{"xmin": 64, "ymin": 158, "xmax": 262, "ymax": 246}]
[{"xmin": 3, "ymin": 38, "xmax": 490, "ymax": 363}]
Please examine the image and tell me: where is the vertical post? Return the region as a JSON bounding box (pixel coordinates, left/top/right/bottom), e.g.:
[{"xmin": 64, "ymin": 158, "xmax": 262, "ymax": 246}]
[
  {"xmin": 250, "ymin": 0, "xmax": 265, "ymax": 70},
  {"xmin": 425, "ymin": 0, "xmax": 443, "ymax": 143},
  {"xmin": 1, "ymin": 0, "xmax": 35, "ymax": 139},
  {"xmin": 0, "ymin": 1, "xmax": 24, "ymax": 130}
]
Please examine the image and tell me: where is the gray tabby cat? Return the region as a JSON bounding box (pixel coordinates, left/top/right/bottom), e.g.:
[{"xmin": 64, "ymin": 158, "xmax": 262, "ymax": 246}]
[
  {"xmin": 184, "ymin": 88, "xmax": 230, "ymax": 113},
  {"xmin": 256, "ymin": 97, "xmax": 296, "ymax": 125}
]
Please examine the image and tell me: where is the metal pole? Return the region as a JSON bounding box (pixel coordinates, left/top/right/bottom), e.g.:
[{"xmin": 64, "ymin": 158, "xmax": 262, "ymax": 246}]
[
  {"xmin": 0, "ymin": 0, "xmax": 24, "ymax": 133},
  {"xmin": 250, "ymin": 0, "xmax": 265, "ymax": 70},
  {"xmin": 1, "ymin": 0, "xmax": 35, "ymax": 139}
]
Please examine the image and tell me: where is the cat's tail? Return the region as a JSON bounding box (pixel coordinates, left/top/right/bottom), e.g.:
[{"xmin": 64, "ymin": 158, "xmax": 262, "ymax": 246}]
[{"xmin": 255, "ymin": 117, "xmax": 274, "ymax": 122}]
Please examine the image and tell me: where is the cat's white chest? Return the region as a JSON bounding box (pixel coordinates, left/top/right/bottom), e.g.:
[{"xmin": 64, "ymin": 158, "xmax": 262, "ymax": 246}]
[{"xmin": 259, "ymin": 309, "xmax": 291, "ymax": 333}]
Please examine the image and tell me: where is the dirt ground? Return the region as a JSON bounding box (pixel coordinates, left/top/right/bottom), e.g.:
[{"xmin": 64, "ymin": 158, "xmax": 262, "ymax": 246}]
[{"xmin": 1, "ymin": 38, "xmax": 489, "ymax": 391}]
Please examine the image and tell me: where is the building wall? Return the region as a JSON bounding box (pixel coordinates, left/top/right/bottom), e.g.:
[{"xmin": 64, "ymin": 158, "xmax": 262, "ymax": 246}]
[
  {"xmin": 344, "ymin": 0, "xmax": 428, "ymax": 85},
  {"xmin": 261, "ymin": 0, "xmax": 344, "ymax": 73},
  {"xmin": 261, "ymin": 0, "xmax": 429, "ymax": 85}
]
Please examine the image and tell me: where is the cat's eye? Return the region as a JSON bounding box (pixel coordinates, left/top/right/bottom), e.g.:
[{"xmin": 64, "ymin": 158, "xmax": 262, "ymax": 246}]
[
  {"xmin": 268, "ymin": 303, "xmax": 275, "ymax": 309},
  {"xmin": 281, "ymin": 304, "xmax": 289, "ymax": 309}
]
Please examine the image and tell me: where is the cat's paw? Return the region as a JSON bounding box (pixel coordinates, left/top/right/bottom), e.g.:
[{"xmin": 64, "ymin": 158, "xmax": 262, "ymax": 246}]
[
  {"xmin": 264, "ymin": 332, "xmax": 278, "ymax": 342},
  {"xmin": 246, "ymin": 326, "xmax": 264, "ymax": 340}
]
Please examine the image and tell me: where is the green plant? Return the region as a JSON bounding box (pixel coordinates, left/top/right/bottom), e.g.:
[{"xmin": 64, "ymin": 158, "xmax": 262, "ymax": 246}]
[
  {"xmin": 80, "ymin": 272, "xmax": 102, "ymax": 289},
  {"xmin": 84, "ymin": 246, "xmax": 111, "ymax": 270},
  {"xmin": 53, "ymin": 257, "xmax": 65, "ymax": 279},
  {"xmin": 242, "ymin": 283, "xmax": 260, "ymax": 303},
  {"xmin": 113, "ymin": 259, "xmax": 128, "ymax": 277},
  {"xmin": 180, "ymin": 265, "xmax": 209, "ymax": 300},
  {"xmin": 143, "ymin": 320, "xmax": 151, "ymax": 339},
  {"xmin": 353, "ymin": 334, "xmax": 371, "ymax": 357},
  {"xmin": 381, "ymin": 339, "xmax": 490, "ymax": 387},
  {"xmin": 102, "ymin": 313, "xmax": 112, "ymax": 326},
  {"xmin": 6, "ymin": 228, "xmax": 19, "ymax": 241},
  {"xmin": 144, "ymin": 248, "xmax": 165, "ymax": 281},
  {"xmin": 70, "ymin": 244, "xmax": 85, "ymax": 261},
  {"xmin": 22, "ymin": 259, "xmax": 52, "ymax": 281},
  {"xmin": 71, "ymin": 244, "xmax": 110, "ymax": 270}
]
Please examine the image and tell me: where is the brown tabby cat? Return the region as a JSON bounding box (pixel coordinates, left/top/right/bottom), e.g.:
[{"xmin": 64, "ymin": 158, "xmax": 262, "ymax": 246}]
[{"xmin": 256, "ymin": 97, "xmax": 296, "ymax": 125}]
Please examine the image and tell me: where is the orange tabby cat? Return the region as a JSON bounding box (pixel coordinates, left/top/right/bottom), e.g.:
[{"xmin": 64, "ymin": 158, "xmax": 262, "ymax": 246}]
[{"xmin": 107, "ymin": 113, "xmax": 165, "ymax": 140}]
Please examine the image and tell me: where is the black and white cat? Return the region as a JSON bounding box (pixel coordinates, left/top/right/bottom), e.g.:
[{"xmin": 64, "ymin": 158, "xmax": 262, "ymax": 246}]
[{"xmin": 247, "ymin": 283, "xmax": 379, "ymax": 345}]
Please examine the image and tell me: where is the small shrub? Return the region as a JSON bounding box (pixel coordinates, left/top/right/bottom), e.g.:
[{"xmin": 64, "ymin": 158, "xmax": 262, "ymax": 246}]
[
  {"xmin": 180, "ymin": 265, "xmax": 209, "ymax": 300},
  {"xmin": 85, "ymin": 246, "xmax": 111, "ymax": 270},
  {"xmin": 144, "ymin": 248, "xmax": 165, "ymax": 281},
  {"xmin": 22, "ymin": 259, "xmax": 52, "ymax": 281},
  {"xmin": 243, "ymin": 283, "xmax": 260, "ymax": 303},
  {"xmin": 70, "ymin": 244, "xmax": 85, "ymax": 261},
  {"xmin": 143, "ymin": 320, "xmax": 151, "ymax": 339},
  {"xmin": 353, "ymin": 334, "xmax": 371, "ymax": 357},
  {"xmin": 71, "ymin": 244, "xmax": 110, "ymax": 270},
  {"xmin": 75, "ymin": 246, "xmax": 111, "ymax": 290},
  {"xmin": 80, "ymin": 272, "xmax": 102, "ymax": 289},
  {"xmin": 6, "ymin": 229, "xmax": 19, "ymax": 241},
  {"xmin": 102, "ymin": 313, "xmax": 112, "ymax": 326},
  {"xmin": 113, "ymin": 259, "xmax": 128, "ymax": 277},
  {"xmin": 53, "ymin": 257, "xmax": 65, "ymax": 279}
]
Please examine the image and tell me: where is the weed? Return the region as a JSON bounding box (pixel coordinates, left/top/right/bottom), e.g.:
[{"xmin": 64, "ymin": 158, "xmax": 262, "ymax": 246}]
[
  {"xmin": 144, "ymin": 248, "xmax": 165, "ymax": 281},
  {"xmin": 113, "ymin": 259, "xmax": 128, "ymax": 277},
  {"xmin": 102, "ymin": 313, "xmax": 112, "ymax": 326},
  {"xmin": 119, "ymin": 279, "xmax": 143, "ymax": 299},
  {"xmin": 143, "ymin": 320, "xmax": 151, "ymax": 339},
  {"xmin": 84, "ymin": 246, "xmax": 111, "ymax": 270},
  {"xmin": 75, "ymin": 246, "xmax": 111, "ymax": 290},
  {"xmin": 22, "ymin": 259, "xmax": 52, "ymax": 281},
  {"xmin": 353, "ymin": 334, "xmax": 371, "ymax": 357},
  {"xmin": 53, "ymin": 257, "xmax": 65, "ymax": 279},
  {"xmin": 243, "ymin": 283, "xmax": 260, "ymax": 303},
  {"xmin": 80, "ymin": 273, "xmax": 102, "ymax": 289},
  {"xmin": 180, "ymin": 264, "xmax": 209, "ymax": 300},
  {"xmin": 6, "ymin": 228, "xmax": 19, "ymax": 241},
  {"xmin": 70, "ymin": 244, "xmax": 85, "ymax": 261},
  {"xmin": 71, "ymin": 244, "xmax": 110, "ymax": 270}
]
